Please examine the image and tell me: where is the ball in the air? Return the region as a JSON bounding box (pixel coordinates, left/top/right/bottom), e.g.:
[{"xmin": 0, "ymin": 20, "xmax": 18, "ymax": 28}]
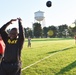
[{"xmin": 46, "ymin": 1, "xmax": 52, "ymax": 7}]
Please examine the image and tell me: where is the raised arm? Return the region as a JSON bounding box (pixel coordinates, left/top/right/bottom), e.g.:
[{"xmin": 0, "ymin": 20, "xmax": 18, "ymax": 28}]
[
  {"xmin": 1, "ymin": 19, "xmax": 17, "ymax": 31},
  {"xmin": 0, "ymin": 19, "xmax": 17, "ymax": 43},
  {"xmin": 17, "ymin": 18, "xmax": 25, "ymax": 48}
]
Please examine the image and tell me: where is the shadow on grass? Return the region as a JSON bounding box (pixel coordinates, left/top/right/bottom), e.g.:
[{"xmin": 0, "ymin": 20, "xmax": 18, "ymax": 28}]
[
  {"xmin": 55, "ymin": 60, "xmax": 76, "ymax": 75},
  {"xmin": 47, "ymin": 46, "xmax": 75, "ymax": 54}
]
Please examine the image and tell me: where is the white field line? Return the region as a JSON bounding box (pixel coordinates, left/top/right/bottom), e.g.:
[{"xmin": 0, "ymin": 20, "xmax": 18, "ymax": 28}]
[{"xmin": 21, "ymin": 44, "xmax": 74, "ymax": 71}]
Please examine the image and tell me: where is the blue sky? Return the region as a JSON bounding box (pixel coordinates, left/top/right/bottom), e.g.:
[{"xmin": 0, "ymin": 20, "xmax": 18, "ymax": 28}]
[{"xmin": 0, "ymin": 0, "xmax": 76, "ymax": 29}]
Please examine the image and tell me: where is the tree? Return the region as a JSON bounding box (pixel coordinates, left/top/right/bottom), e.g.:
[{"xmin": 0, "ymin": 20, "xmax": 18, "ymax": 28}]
[
  {"xmin": 48, "ymin": 25, "xmax": 58, "ymax": 38},
  {"xmin": 71, "ymin": 26, "xmax": 76, "ymax": 36},
  {"xmin": 43, "ymin": 27, "xmax": 48, "ymax": 38},
  {"xmin": 33, "ymin": 22, "xmax": 42, "ymax": 38},
  {"xmin": 58, "ymin": 24, "xmax": 68, "ymax": 38},
  {"xmin": 24, "ymin": 27, "xmax": 32, "ymax": 38}
]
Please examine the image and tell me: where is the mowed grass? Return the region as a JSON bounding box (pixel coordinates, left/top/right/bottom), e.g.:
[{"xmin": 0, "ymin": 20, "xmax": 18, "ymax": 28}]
[{"xmin": 21, "ymin": 38, "xmax": 76, "ymax": 75}]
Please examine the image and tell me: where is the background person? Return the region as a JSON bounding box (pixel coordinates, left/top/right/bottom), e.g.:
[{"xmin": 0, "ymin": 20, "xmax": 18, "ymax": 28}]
[{"xmin": 28, "ymin": 36, "xmax": 31, "ymax": 47}]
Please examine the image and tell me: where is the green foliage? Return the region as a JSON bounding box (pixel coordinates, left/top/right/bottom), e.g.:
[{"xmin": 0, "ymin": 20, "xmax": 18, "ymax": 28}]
[
  {"xmin": 33, "ymin": 23, "xmax": 42, "ymax": 38},
  {"xmin": 21, "ymin": 38, "xmax": 76, "ymax": 75}
]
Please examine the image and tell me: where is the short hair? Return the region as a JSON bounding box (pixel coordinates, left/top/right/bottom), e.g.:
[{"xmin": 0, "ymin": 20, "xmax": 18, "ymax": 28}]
[{"xmin": 11, "ymin": 28, "xmax": 17, "ymax": 31}]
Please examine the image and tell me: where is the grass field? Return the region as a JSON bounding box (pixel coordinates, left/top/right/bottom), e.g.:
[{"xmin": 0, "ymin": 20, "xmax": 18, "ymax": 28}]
[{"xmin": 21, "ymin": 38, "xmax": 76, "ymax": 75}]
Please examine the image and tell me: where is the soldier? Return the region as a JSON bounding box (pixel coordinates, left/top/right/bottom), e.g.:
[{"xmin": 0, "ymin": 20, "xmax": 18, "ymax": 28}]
[{"xmin": 0, "ymin": 18, "xmax": 24, "ymax": 75}]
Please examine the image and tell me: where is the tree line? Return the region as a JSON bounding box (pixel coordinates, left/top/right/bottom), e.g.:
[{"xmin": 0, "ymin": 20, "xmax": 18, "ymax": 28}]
[{"xmin": 7, "ymin": 21, "xmax": 76, "ymax": 38}]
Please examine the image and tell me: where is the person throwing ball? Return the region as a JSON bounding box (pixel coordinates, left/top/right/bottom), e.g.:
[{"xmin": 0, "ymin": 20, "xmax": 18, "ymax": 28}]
[{"xmin": 0, "ymin": 18, "xmax": 24, "ymax": 75}]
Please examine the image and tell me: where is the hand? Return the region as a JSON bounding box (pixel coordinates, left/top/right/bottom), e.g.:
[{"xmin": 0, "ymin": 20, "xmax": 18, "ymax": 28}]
[
  {"xmin": 10, "ymin": 19, "xmax": 17, "ymax": 24},
  {"xmin": 17, "ymin": 17, "xmax": 22, "ymax": 21}
]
